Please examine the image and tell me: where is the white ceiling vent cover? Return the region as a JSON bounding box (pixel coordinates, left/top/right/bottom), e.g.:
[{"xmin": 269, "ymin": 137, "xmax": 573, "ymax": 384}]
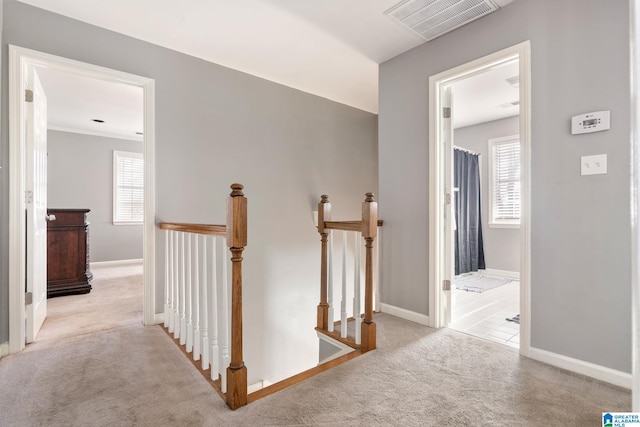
[{"xmin": 385, "ymin": 0, "xmax": 500, "ymax": 42}]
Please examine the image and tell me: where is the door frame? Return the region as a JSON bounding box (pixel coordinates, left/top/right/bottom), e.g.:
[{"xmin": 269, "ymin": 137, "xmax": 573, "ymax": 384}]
[
  {"xmin": 631, "ymin": 0, "xmax": 640, "ymax": 410},
  {"xmin": 8, "ymin": 45, "xmax": 158, "ymax": 353},
  {"xmin": 427, "ymin": 41, "xmax": 532, "ymax": 356}
]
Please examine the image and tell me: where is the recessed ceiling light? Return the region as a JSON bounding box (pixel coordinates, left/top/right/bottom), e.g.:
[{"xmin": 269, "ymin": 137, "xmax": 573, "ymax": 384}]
[{"xmin": 92, "ymin": 119, "xmax": 105, "ymax": 123}]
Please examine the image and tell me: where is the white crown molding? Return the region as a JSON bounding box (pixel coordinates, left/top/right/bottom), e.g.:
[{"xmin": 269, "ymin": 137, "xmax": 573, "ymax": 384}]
[{"xmin": 48, "ymin": 125, "xmax": 143, "ymax": 142}]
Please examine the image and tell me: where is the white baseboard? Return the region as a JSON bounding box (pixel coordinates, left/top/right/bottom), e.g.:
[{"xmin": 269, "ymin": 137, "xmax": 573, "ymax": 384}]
[
  {"xmin": 528, "ymin": 346, "xmax": 631, "ymax": 389},
  {"xmin": 480, "ymin": 268, "xmax": 520, "ymax": 280},
  {"xmin": 91, "ymin": 258, "xmax": 143, "ymax": 268},
  {"xmin": 0, "ymin": 341, "xmax": 9, "ymax": 358},
  {"xmin": 152, "ymin": 313, "xmax": 165, "ymax": 326},
  {"xmin": 248, "ymin": 379, "xmax": 272, "ymax": 394},
  {"xmin": 380, "ymin": 303, "xmax": 429, "ymax": 326}
]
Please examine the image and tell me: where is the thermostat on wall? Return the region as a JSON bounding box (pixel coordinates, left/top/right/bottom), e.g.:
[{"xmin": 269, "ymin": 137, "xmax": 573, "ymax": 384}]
[{"xmin": 571, "ymin": 111, "xmax": 610, "ymax": 135}]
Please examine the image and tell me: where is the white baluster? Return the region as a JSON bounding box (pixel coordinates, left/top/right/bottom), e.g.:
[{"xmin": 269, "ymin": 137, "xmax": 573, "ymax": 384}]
[
  {"xmin": 354, "ymin": 232, "xmax": 362, "ymax": 345},
  {"xmin": 186, "ymin": 233, "xmax": 193, "ymax": 353},
  {"xmin": 180, "ymin": 232, "xmax": 187, "ymax": 344},
  {"xmin": 168, "ymin": 230, "xmax": 175, "ymax": 333},
  {"xmin": 220, "ymin": 237, "xmax": 230, "ymax": 393},
  {"xmin": 164, "ymin": 230, "xmax": 169, "ymax": 327},
  {"xmin": 341, "ymin": 231, "xmax": 348, "ymax": 338},
  {"xmin": 327, "ymin": 231, "xmax": 334, "ymax": 332},
  {"xmin": 201, "ymin": 236, "xmax": 210, "ymax": 370},
  {"xmin": 173, "ymin": 231, "xmax": 180, "ymax": 338},
  {"xmin": 193, "ymin": 234, "xmax": 201, "ymax": 361},
  {"xmin": 210, "ymin": 236, "xmax": 220, "ymax": 380}
]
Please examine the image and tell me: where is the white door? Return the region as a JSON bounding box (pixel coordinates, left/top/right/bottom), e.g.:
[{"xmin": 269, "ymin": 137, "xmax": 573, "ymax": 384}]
[
  {"xmin": 25, "ymin": 68, "xmax": 48, "ymax": 343},
  {"xmin": 441, "ymin": 86, "xmax": 454, "ymax": 327}
]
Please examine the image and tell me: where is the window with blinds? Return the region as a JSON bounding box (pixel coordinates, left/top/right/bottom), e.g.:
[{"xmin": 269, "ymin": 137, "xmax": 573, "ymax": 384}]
[
  {"xmin": 488, "ymin": 135, "xmax": 520, "ymax": 227},
  {"xmin": 113, "ymin": 150, "xmax": 144, "ymax": 224}
]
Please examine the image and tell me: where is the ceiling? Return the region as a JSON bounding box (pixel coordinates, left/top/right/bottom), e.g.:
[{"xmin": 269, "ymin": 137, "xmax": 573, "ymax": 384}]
[
  {"xmin": 18, "ymin": 0, "xmax": 518, "ymax": 137},
  {"xmin": 36, "ymin": 66, "xmax": 143, "ymax": 141},
  {"xmin": 449, "ymin": 59, "xmax": 519, "ymax": 129}
]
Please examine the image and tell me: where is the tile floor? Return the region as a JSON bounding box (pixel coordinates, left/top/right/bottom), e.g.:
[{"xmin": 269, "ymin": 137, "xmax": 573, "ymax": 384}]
[{"xmin": 449, "ymin": 275, "xmax": 520, "ymax": 349}]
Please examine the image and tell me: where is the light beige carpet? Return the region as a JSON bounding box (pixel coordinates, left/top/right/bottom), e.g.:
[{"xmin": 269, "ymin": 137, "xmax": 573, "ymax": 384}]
[{"xmin": 0, "ymin": 262, "xmax": 631, "ymax": 426}]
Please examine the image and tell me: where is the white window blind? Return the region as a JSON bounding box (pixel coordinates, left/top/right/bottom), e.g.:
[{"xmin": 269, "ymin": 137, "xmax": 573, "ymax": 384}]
[
  {"xmin": 113, "ymin": 151, "xmax": 144, "ymax": 224},
  {"xmin": 489, "ymin": 136, "xmax": 520, "ymax": 227}
]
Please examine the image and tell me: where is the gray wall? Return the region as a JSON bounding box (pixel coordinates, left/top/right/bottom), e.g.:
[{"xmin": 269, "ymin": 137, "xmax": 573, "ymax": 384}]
[
  {"xmin": 454, "ymin": 116, "xmax": 520, "ymax": 273},
  {"xmin": 47, "ymin": 130, "xmax": 143, "ymax": 263},
  {"xmin": 379, "ymin": 0, "xmax": 631, "ymax": 373},
  {"xmin": 0, "ymin": 0, "xmax": 378, "ymax": 385}
]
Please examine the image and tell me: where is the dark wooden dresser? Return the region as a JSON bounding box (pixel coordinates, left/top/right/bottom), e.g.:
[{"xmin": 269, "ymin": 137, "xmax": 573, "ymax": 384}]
[{"xmin": 47, "ymin": 208, "xmax": 93, "ymax": 297}]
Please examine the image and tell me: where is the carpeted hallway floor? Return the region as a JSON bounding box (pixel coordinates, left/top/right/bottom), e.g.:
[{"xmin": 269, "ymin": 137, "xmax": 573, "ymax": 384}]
[{"xmin": 0, "ymin": 262, "xmax": 631, "ymax": 426}]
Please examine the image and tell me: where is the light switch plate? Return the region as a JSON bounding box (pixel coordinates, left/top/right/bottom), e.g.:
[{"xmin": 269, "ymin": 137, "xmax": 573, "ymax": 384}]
[{"xmin": 581, "ymin": 154, "xmax": 607, "ymax": 176}]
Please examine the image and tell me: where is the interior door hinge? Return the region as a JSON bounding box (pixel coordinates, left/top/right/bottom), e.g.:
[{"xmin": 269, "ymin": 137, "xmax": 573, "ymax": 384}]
[
  {"xmin": 442, "ymin": 107, "xmax": 451, "ymax": 118},
  {"xmin": 442, "ymin": 279, "xmax": 451, "ymax": 291},
  {"xmin": 25, "ymin": 292, "xmax": 33, "ymax": 306},
  {"xmin": 25, "ymin": 89, "xmax": 33, "ymax": 103},
  {"xmin": 446, "ymin": 193, "xmax": 451, "ymax": 205},
  {"xmin": 25, "ymin": 190, "xmax": 33, "ymax": 205}
]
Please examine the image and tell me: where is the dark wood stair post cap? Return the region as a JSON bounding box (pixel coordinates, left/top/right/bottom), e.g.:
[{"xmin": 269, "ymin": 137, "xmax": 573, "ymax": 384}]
[{"xmin": 230, "ymin": 183, "xmax": 244, "ymax": 197}]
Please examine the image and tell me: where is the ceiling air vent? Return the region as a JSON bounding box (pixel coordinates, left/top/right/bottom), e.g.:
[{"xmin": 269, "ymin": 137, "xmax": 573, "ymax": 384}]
[{"xmin": 385, "ymin": 0, "xmax": 500, "ymax": 42}]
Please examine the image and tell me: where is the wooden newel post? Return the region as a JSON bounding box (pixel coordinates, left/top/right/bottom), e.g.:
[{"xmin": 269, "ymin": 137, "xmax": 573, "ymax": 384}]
[
  {"xmin": 317, "ymin": 195, "xmax": 331, "ymax": 330},
  {"xmin": 361, "ymin": 192, "xmax": 378, "ymax": 352},
  {"xmin": 226, "ymin": 183, "xmax": 248, "ymax": 410}
]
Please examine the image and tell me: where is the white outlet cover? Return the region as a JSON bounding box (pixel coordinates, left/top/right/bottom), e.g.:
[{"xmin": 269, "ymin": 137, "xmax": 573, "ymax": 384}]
[{"xmin": 581, "ymin": 154, "xmax": 607, "ymax": 176}]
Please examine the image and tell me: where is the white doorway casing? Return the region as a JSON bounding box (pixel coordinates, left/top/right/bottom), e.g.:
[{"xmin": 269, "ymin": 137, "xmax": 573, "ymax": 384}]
[
  {"xmin": 631, "ymin": 0, "xmax": 640, "ymax": 411},
  {"xmin": 8, "ymin": 45, "xmax": 158, "ymax": 353},
  {"xmin": 427, "ymin": 41, "xmax": 532, "ymax": 356}
]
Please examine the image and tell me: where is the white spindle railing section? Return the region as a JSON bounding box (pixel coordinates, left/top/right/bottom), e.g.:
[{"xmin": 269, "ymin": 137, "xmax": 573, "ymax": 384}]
[
  {"xmin": 340, "ymin": 231, "xmax": 348, "ymax": 338},
  {"xmin": 317, "ymin": 192, "xmax": 379, "ymax": 352},
  {"xmin": 353, "ymin": 231, "xmax": 362, "ymax": 345},
  {"xmin": 327, "ymin": 232, "xmax": 334, "ymax": 333},
  {"xmin": 163, "ymin": 228, "xmax": 231, "ymax": 387},
  {"xmin": 326, "ymin": 229, "xmax": 373, "ymax": 344},
  {"xmin": 159, "ymin": 183, "xmax": 248, "ymax": 410}
]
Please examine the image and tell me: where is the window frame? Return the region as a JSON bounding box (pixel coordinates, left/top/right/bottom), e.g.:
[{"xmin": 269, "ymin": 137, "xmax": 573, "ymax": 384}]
[
  {"xmin": 113, "ymin": 150, "xmax": 144, "ymax": 225},
  {"xmin": 488, "ymin": 134, "xmax": 521, "ymax": 229}
]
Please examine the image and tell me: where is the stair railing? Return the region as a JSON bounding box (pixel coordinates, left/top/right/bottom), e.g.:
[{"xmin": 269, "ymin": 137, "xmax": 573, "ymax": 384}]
[
  {"xmin": 316, "ymin": 193, "xmax": 379, "ymax": 352},
  {"xmin": 159, "ymin": 183, "xmax": 247, "ymax": 410}
]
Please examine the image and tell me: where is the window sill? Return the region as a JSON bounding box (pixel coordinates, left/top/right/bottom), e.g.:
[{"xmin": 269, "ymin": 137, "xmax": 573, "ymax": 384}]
[
  {"xmin": 488, "ymin": 222, "xmax": 520, "ymax": 229},
  {"xmin": 113, "ymin": 221, "xmax": 143, "ymax": 226}
]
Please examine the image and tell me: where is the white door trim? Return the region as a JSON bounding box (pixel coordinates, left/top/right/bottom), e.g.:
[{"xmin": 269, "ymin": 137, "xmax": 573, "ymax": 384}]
[
  {"xmin": 630, "ymin": 0, "xmax": 640, "ymax": 410},
  {"xmin": 428, "ymin": 41, "xmax": 532, "ymax": 357},
  {"xmin": 8, "ymin": 45, "xmax": 158, "ymax": 354}
]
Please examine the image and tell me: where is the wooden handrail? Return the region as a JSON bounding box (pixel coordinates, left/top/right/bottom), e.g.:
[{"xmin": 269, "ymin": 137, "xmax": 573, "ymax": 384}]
[
  {"xmin": 323, "ymin": 220, "xmax": 384, "ymax": 231},
  {"xmin": 324, "ymin": 221, "xmax": 362, "ymax": 232},
  {"xmin": 158, "ymin": 222, "xmax": 226, "ymax": 235}
]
